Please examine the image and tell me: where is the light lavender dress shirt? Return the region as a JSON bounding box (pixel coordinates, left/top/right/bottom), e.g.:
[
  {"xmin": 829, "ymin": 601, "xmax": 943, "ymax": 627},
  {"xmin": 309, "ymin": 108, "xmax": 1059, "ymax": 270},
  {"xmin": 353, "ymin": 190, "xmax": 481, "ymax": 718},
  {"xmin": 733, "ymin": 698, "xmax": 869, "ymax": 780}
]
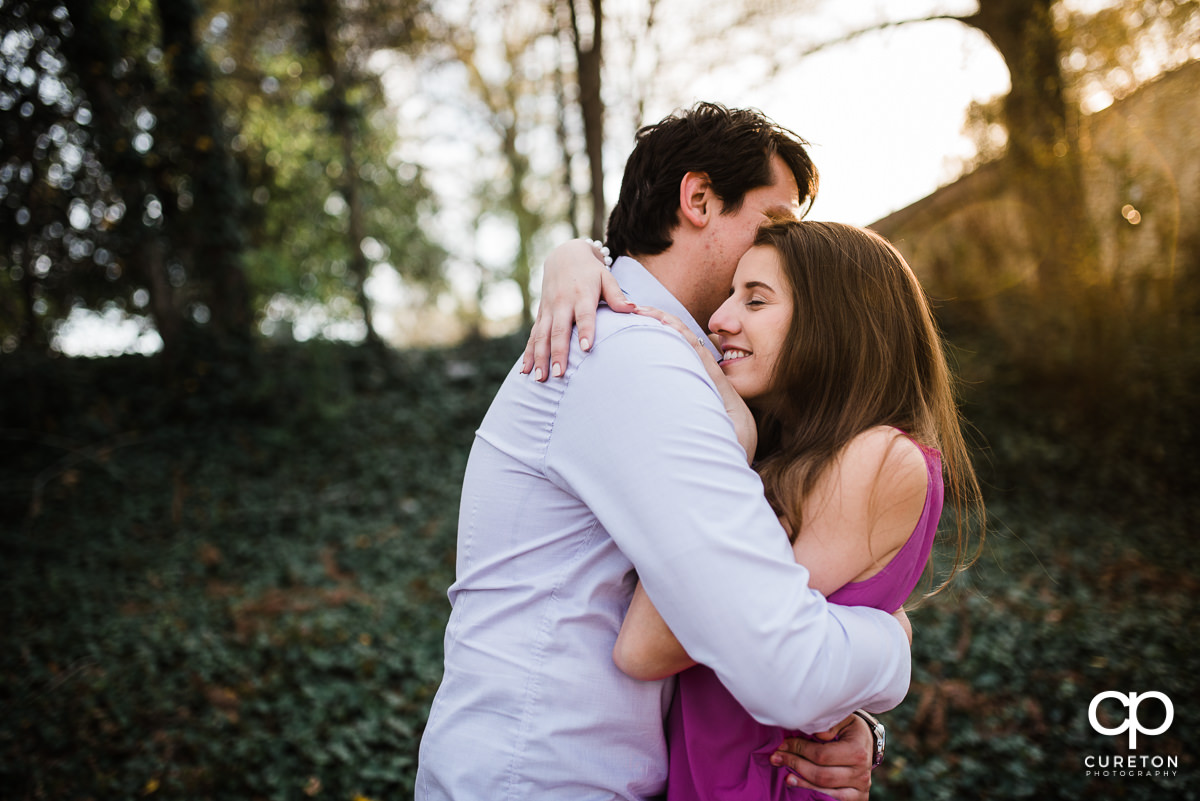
[{"xmin": 415, "ymin": 257, "xmax": 911, "ymax": 801}]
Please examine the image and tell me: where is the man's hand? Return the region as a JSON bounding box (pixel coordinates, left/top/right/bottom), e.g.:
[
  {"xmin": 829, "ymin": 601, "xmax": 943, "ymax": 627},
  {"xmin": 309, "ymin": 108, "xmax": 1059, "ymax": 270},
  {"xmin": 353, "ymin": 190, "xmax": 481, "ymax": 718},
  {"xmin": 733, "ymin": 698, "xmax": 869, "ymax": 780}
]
[{"xmin": 770, "ymin": 713, "xmax": 874, "ymax": 801}]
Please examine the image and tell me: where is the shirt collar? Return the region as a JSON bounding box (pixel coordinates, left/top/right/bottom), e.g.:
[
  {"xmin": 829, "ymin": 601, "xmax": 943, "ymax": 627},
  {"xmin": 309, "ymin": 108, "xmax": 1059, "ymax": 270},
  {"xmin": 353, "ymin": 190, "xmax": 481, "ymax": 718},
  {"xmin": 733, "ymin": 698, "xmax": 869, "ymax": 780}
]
[{"xmin": 610, "ymin": 256, "xmax": 721, "ymax": 359}]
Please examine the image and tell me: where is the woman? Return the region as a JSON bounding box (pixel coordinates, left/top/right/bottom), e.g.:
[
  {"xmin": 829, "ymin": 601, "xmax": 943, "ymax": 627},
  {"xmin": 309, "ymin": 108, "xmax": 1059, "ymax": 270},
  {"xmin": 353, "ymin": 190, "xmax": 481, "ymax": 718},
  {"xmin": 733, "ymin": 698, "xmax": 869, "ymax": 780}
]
[{"xmin": 535, "ymin": 218, "xmax": 983, "ymax": 799}]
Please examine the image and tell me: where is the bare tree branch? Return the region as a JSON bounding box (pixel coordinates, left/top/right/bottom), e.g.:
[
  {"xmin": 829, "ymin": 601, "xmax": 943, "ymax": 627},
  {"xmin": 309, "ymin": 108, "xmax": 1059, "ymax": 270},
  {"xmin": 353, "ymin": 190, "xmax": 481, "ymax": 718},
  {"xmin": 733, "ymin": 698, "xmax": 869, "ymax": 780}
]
[{"xmin": 761, "ymin": 14, "xmax": 972, "ymax": 82}]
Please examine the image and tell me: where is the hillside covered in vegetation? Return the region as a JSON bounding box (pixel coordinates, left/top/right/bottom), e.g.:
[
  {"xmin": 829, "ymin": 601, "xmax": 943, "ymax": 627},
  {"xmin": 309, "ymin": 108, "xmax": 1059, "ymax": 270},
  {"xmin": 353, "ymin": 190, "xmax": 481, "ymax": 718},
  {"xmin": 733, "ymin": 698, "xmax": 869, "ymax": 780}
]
[{"xmin": 1, "ymin": 328, "xmax": 1197, "ymax": 800}]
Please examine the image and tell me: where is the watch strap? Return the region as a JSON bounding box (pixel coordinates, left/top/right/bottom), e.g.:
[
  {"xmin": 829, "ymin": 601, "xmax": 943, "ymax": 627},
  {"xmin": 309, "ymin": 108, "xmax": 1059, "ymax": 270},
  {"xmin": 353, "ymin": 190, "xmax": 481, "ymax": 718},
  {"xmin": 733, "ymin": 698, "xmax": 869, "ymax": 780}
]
[{"xmin": 853, "ymin": 709, "xmax": 886, "ymax": 769}]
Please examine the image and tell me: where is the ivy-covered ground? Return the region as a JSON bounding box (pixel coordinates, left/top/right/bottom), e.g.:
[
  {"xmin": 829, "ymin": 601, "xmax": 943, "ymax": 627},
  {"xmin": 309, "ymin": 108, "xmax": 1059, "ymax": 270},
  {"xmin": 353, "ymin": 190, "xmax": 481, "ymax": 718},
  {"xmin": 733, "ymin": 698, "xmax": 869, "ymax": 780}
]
[{"xmin": 1, "ymin": 334, "xmax": 1197, "ymax": 800}]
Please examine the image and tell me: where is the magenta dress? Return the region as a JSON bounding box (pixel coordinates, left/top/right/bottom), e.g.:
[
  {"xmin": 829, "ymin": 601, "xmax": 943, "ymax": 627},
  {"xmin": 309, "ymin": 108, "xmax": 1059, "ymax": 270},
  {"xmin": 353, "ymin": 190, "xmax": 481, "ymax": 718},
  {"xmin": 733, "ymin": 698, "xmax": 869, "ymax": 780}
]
[{"xmin": 665, "ymin": 444, "xmax": 944, "ymax": 801}]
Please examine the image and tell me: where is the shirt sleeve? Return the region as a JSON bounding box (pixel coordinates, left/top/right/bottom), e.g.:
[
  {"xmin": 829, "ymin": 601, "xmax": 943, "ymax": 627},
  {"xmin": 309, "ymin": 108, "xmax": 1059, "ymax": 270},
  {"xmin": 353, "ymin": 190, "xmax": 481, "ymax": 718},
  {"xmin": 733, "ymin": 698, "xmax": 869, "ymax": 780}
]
[{"xmin": 544, "ymin": 323, "xmax": 911, "ymax": 732}]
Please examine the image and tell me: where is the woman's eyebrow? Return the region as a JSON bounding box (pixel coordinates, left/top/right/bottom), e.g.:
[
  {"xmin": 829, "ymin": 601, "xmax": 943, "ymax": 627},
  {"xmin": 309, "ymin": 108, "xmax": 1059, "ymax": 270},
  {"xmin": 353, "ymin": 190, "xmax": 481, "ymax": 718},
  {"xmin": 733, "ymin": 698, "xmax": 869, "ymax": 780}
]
[{"xmin": 742, "ymin": 280, "xmax": 776, "ymax": 292}]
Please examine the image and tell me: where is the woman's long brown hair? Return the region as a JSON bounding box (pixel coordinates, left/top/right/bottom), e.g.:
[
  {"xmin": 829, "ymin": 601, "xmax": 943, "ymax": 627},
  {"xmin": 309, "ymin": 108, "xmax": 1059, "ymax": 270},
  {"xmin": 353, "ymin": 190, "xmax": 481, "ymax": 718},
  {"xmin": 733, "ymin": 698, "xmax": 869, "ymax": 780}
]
[{"xmin": 750, "ymin": 219, "xmax": 984, "ymax": 595}]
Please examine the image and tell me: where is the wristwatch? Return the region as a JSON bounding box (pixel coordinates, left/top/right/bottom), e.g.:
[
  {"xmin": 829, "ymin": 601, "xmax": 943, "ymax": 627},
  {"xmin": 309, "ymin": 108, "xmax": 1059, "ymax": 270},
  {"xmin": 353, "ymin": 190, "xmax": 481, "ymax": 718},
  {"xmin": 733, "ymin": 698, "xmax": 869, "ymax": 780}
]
[{"xmin": 853, "ymin": 710, "xmax": 886, "ymax": 769}]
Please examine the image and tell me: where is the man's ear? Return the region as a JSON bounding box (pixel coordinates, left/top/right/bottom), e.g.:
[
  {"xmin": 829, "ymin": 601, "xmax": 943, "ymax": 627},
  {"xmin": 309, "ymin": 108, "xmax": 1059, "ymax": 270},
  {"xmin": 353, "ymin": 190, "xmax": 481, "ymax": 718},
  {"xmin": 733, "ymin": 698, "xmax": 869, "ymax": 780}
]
[{"xmin": 678, "ymin": 171, "xmax": 716, "ymax": 228}]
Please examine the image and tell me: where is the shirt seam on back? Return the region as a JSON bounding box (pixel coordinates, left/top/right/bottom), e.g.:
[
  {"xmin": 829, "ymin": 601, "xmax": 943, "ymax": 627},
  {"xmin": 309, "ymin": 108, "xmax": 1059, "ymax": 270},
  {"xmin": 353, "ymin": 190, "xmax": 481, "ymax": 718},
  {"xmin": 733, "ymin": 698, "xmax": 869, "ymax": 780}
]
[{"xmin": 500, "ymin": 514, "xmax": 605, "ymax": 799}]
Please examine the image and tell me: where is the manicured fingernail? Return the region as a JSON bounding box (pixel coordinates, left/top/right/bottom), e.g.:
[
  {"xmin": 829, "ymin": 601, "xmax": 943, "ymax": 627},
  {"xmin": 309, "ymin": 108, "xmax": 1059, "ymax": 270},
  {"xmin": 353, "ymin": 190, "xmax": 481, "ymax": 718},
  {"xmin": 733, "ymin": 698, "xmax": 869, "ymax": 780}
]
[
  {"xmin": 534, "ymin": 368, "xmax": 543, "ymax": 381},
  {"xmin": 770, "ymin": 754, "xmax": 782, "ymax": 766},
  {"xmin": 787, "ymin": 776, "xmax": 798, "ymax": 787},
  {"xmin": 580, "ymin": 338, "xmax": 590, "ymax": 351},
  {"xmin": 552, "ymin": 362, "xmax": 562, "ymax": 378}
]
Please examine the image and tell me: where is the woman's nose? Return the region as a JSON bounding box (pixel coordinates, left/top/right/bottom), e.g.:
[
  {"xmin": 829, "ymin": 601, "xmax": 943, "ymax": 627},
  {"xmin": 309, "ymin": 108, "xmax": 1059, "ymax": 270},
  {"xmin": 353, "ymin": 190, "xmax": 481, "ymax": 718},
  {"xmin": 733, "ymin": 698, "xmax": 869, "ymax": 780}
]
[{"xmin": 708, "ymin": 298, "xmax": 740, "ymax": 335}]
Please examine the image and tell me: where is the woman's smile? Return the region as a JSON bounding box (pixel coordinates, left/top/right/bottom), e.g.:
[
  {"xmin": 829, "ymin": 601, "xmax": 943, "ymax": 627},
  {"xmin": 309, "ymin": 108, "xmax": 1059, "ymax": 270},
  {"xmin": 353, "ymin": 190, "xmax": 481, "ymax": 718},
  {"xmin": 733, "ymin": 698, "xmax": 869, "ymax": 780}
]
[{"xmin": 721, "ymin": 347, "xmax": 752, "ymax": 363}]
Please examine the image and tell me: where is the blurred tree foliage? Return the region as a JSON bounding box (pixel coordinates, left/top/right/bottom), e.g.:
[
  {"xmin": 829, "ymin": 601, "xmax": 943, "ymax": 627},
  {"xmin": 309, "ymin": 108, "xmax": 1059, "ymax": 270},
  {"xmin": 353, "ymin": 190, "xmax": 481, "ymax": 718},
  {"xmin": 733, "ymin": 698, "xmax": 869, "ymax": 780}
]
[
  {"xmin": 1, "ymin": 0, "xmax": 239, "ymax": 360},
  {"xmin": 807, "ymin": 0, "xmax": 1199, "ymax": 376},
  {"xmin": 962, "ymin": 0, "xmax": 1200, "ymax": 166},
  {"xmin": 1052, "ymin": 0, "xmax": 1198, "ymax": 111},
  {"xmin": 0, "ymin": 0, "xmax": 445, "ymax": 362},
  {"xmin": 435, "ymin": 1, "xmax": 556, "ymax": 329},
  {"xmin": 955, "ymin": 0, "xmax": 1199, "ymax": 377},
  {"xmin": 402, "ymin": 0, "xmax": 642, "ymax": 331},
  {"xmin": 956, "ymin": 0, "xmax": 1197, "ymax": 286},
  {"xmin": 205, "ymin": 0, "xmax": 446, "ymax": 347},
  {"xmin": 964, "ymin": 0, "xmax": 1099, "ymax": 295},
  {"xmin": 787, "ymin": 1, "xmax": 1196, "ymax": 299},
  {"xmin": 410, "ymin": 0, "xmax": 582, "ymax": 330}
]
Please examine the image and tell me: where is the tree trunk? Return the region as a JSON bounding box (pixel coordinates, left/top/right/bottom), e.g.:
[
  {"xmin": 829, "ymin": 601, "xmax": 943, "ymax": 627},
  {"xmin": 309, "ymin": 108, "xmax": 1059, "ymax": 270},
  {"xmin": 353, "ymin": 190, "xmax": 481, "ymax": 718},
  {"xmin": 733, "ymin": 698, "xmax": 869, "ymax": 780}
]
[
  {"xmin": 138, "ymin": 237, "xmax": 180, "ymax": 362},
  {"xmin": 965, "ymin": 0, "xmax": 1098, "ymax": 286},
  {"xmin": 17, "ymin": 239, "xmax": 44, "ymax": 351},
  {"xmin": 59, "ymin": 0, "xmax": 190, "ymax": 359},
  {"xmin": 563, "ymin": 0, "xmax": 606, "ymax": 241},
  {"xmin": 501, "ymin": 126, "xmax": 536, "ymax": 330},
  {"xmin": 156, "ymin": 0, "xmax": 253, "ymax": 345},
  {"xmin": 302, "ymin": 0, "xmax": 384, "ymax": 350},
  {"xmin": 340, "ymin": 121, "xmax": 383, "ymax": 350},
  {"xmin": 553, "ymin": 44, "xmax": 580, "ymax": 238}
]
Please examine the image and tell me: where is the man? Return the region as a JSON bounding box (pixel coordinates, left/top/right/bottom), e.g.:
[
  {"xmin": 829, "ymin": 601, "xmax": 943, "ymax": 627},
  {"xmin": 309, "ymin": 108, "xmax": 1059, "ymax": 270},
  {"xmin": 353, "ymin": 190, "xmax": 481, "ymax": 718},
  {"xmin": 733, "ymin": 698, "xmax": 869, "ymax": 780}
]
[{"xmin": 415, "ymin": 103, "xmax": 910, "ymax": 801}]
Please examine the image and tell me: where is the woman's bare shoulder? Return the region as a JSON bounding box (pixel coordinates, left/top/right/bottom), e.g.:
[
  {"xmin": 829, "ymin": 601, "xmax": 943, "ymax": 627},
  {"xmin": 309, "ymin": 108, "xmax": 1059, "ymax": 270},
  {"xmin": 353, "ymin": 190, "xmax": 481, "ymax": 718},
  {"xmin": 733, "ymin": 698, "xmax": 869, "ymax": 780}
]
[
  {"xmin": 838, "ymin": 427, "xmax": 929, "ymax": 530},
  {"xmin": 792, "ymin": 426, "xmax": 931, "ymax": 592},
  {"xmin": 842, "ymin": 426, "xmax": 926, "ymax": 476}
]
